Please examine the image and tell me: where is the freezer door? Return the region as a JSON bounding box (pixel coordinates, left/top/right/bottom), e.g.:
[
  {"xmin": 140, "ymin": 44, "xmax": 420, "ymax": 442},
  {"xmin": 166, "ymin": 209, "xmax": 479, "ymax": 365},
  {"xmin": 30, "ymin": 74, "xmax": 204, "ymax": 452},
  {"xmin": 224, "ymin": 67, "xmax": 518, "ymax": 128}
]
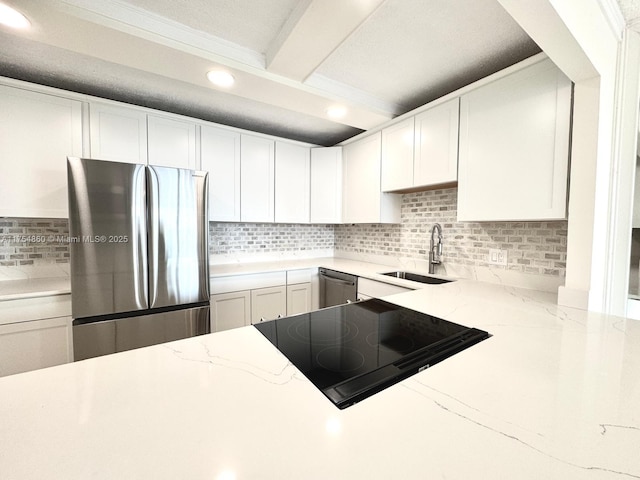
[
  {"xmin": 72, "ymin": 306, "xmax": 210, "ymax": 361},
  {"xmin": 67, "ymin": 157, "xmax": 149, "ymax": 319},
  {"xmin": 147, "ymin": 166, "xmax": 210, "ymax": 308}
]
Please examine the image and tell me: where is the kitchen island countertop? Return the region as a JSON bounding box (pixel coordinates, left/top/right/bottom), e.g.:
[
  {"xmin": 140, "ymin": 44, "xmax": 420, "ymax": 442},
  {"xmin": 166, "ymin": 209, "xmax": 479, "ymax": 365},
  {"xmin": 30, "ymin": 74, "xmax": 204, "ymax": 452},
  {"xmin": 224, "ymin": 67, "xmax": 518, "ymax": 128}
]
[{"xmin": 1, "ymin": 273, "xmax": 640, "ymax": 479}]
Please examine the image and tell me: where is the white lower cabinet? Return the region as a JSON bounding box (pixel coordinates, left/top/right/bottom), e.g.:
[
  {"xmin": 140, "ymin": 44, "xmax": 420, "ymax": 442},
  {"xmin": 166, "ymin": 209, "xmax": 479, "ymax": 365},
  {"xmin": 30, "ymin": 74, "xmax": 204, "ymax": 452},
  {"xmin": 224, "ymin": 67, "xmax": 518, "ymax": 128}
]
[
  {"xmin": 251, "ymin": 286, "xmax": 287, "ymax": 324},
  {"xmin": 210, "ymin": 290, "xmax": 251, "ymax": 332},
  {"xmin": 210, "ymin": 269, "xmax": 318, "ymax": 332},
  {"xmin": 286, "ymin": 283, "xmax": 312, "ymax": 316},
  {"xmin": 0, "ymin": 313, "xmax": 73, "ymax": 377}
]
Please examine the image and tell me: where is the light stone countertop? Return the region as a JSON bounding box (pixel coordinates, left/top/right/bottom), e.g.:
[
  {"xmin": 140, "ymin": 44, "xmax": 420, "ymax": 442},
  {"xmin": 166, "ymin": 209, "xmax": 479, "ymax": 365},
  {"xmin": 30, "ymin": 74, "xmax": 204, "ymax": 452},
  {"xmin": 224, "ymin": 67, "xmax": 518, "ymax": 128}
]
[
  {"xmin": 209, "ymin": 256, "xmax": 456, "ymax": 291},
  {"xmin": 1, "ymin": 271, "xmax": 639, "ymax": 479},
  {"xmin": 0, "ymin": 277, "xmax": 71, "ymax": 301},
  {"xmin": 0, "ymin": 256, "xmax": 441, "ymax": 301}
]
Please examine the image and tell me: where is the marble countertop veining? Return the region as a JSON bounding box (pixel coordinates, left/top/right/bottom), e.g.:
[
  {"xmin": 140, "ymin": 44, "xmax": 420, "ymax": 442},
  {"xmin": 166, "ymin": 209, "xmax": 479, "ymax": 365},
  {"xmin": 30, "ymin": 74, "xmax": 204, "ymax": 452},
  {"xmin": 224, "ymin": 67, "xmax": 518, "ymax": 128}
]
[{"xmin": 0, "ymin": 275, "xmax": 639, "ymax": 479}]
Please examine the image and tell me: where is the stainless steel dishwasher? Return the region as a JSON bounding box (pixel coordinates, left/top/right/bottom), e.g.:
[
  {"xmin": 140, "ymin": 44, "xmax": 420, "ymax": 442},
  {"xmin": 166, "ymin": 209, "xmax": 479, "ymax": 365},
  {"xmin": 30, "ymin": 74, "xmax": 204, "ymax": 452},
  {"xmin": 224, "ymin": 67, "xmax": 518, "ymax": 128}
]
[{"xmin": 318, "ymin": 268, "xmax": 358, "ymax": 308}]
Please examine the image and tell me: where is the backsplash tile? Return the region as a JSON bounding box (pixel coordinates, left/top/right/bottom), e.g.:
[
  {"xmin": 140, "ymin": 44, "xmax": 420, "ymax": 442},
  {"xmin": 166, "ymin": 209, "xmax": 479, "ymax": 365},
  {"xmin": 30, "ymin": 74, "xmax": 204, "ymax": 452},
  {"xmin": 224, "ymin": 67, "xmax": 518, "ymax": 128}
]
[
  {"xmin": 334, "ymin": 187, "xmax": 568, "ymax": 277},
  {"xmin": 210, "ymin": 223, "xmax": 335, "ymax": 255},
  {"xmin": 0, "ymin": 218, "xmax": 70, "ymax": 267},
  {"xmin": 1, "ymin": 188, "xmax": 567, "ymax": 283}
]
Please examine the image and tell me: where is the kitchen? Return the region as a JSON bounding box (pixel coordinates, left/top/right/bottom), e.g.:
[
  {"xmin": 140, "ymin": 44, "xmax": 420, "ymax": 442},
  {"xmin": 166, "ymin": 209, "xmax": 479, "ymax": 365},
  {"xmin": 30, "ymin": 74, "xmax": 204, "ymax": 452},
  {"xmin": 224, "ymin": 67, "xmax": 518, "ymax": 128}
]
[{"xmin": 1, "ymin": 0, "xmax": 640, "ymax": 479}]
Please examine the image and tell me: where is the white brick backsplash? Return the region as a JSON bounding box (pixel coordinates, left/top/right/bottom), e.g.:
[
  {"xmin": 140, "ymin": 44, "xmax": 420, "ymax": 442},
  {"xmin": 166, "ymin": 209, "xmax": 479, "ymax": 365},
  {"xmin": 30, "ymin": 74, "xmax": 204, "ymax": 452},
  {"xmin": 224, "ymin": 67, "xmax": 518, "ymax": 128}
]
[
  {"xmin": 1, "ymin": 187, "xmax": 567, "ymax": 279},
  {"xmin": 0, "ymin": 218, "xmax": 70, "ymax": 267},
  {"xmin": 334, "ymin": 187, "xmax": 567, "ymax": 277},
  {"xmin": 210, "ymin": 223, "xmax": 334, "ymax": 254}
]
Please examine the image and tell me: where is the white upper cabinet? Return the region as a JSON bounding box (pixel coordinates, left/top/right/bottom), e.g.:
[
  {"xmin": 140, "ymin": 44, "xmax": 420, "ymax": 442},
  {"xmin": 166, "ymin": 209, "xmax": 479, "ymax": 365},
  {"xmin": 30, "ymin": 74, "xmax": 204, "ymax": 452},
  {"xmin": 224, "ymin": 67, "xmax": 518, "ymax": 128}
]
[
  {"xmin": 310, "ymin": 147, "xmax": 342, "ymax": 224},
  {"xmin": 147, "ymin": 114, "xmax": 197, "ymax": 169},
  {"xmin": 457, "ymin": 58, "xmax": 572, "ymax": 221},
  {"xmin": 381, "ymin": 99, "xmax": 459, "ymax": 192},
  {"xmin": 241, "ymin": 135, "xmax": 275, "ymax": 222},
  {"xmin": 342, "ymin": 132, "xmax": 401, "ymax": 224},
  {"xmin": 275, "ymin": 142, "xmax": 310, "ymax": 223},
  {"xmin": 89, "ymin": 102, "xmax": 147, "ymax": 164},
  {"xmin": 413, "ymin": 98, "xmax": 459, "ymax": 187},
  {"xmin": 201, "ymin": 125, "xmax": 241, "ymax": 222},
  {"xmin": 0, "ymin": 85, "xmax": 82, "ymax": 218},
  {"xmin": 381, "ymin": 117, "xmax": 415, "ymax": 191}
]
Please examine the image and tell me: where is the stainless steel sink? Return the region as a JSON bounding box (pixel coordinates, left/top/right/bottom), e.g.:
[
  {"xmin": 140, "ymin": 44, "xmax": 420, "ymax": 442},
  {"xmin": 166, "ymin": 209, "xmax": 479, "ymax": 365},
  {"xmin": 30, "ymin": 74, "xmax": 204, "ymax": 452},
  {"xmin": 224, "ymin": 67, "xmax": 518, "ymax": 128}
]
[{"xmin": 380, "ymin": 271, "xmax": 453, "ymax": 284}]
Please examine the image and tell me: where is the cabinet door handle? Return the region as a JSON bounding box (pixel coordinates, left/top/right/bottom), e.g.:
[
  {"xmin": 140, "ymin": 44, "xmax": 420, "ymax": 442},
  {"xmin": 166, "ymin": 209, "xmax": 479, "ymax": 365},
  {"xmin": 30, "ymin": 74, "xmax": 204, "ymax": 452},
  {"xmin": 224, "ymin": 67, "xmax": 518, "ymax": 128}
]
[{"xmin": 260, "ymin": 317, "xmax": 265, "ymax": 322}]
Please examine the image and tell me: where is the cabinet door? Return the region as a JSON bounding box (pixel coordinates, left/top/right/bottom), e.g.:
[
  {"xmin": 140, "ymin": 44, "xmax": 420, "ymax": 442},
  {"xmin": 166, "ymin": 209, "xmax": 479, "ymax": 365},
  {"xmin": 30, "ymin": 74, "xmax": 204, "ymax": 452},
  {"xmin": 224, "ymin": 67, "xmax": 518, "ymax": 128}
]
[
  {"xmin": 275, "ymin": 142, "xmax": 310, "ymax": 223},
  {"xmin": 0, "ymin": 85, "xmax": 82, "ymax": 218},
  {"xmin": 210, "ymin": 291, "xmax": 251, "ymax": 332},
  {"xmin": 287, "ymin": 283, "xmax": 312, "ymax": 316},
  {"xmin": 381, "ymin": 117, "xmax": 415, "ymax": 191},
  {"xmin": 201, "ymin": 125, "xmax": 241, "ymax": 221},
  {"xmin": 89, "ymin": 102, "xmax": 147, "ymax": 164},
  {"xmin": 147, "ymin": 114, "xmax": 197, "ymax": 169},
  {"xmin": 413, "ymin": 98, "xmax": 459, "ymax": 187},
  {"xmin": 241, "ymin": 135, "xmax": 275, "ymax": 222},
  {"xmin": 342, "ymin": 133, "xmax": 401, "ymax": 223},
  {"xmin": 310, "ymin": 147, "xmax": 342, "ymax": 223},
  {"xmin": 0, "ymin": 316, "xmax": 73, "ymax": 377},
  {"xmin": 458, "ymin": 59, "xmax": 572, "ymax": 221},
  {"xmin": 251, "ymin": 286, "xmax": 286, "ymax": 324}
]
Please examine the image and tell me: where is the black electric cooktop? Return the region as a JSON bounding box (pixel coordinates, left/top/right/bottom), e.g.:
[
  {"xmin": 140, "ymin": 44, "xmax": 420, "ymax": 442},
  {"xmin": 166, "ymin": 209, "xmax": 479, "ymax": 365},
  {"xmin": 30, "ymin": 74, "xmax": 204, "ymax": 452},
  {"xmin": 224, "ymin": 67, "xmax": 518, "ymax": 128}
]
[{"xmin": 254, "ymin": 298, "xmax": 490, "ymax": 409}]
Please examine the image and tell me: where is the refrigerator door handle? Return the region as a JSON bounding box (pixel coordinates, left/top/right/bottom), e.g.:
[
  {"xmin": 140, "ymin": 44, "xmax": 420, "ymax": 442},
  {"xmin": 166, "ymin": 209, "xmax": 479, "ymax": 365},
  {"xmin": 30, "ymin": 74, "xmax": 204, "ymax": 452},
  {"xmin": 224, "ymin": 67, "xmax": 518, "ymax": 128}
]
[
  {"xmin": 147, "ymin": 166, "xmax": 161, "ymax": 307},
  {"xmin": 194, "ymin": 170, "xmax": 210, "ymax": 299}
]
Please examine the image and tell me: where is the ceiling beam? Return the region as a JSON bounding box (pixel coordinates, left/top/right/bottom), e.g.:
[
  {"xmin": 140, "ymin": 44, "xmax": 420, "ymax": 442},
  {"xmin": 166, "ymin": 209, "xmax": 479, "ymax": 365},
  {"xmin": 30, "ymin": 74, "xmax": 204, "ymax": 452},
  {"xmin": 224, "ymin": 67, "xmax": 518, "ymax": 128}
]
[{"xmin": 265, "ymin": 0, "xmax": 386, "ymax": 82}]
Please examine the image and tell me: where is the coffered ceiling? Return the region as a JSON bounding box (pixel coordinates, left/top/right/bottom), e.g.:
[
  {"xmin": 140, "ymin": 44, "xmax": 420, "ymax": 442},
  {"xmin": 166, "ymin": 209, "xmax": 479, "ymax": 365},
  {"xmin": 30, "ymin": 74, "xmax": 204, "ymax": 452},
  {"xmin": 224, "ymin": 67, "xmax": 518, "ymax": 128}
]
[{"xmin": 0, "ymin": 0, "xmax": 540, "ymax": 145}]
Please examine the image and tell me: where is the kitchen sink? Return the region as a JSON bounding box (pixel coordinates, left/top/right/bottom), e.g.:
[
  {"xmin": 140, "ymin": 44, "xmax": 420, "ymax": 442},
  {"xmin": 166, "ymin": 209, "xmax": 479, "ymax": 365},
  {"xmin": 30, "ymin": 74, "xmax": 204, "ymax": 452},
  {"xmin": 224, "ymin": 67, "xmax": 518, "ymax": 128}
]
[{"xmin": 380, "ymin": 271, "xmax": 453, "ymax": 284}]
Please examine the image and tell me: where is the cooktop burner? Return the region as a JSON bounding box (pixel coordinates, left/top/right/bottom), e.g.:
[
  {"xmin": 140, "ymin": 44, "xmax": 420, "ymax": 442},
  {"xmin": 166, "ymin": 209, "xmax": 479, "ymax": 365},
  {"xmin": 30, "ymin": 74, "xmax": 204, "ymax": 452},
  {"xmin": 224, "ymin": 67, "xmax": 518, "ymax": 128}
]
[{"xmin": 254, "ymin": 298, "xmax": 490, "ymax": 409}]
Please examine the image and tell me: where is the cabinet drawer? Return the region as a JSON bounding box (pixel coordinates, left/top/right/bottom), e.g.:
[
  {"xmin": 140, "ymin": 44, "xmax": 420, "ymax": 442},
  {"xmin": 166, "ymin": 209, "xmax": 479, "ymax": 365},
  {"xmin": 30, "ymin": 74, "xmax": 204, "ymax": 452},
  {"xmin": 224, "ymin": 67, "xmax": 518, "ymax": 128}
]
[
  {"xmin": 0, "ymin": 295, "xmax": 72, "ymax": 326},
  {"xmin": 286, "ymin": 268, "xmax": 317, "ymax": 285},
  {"xmin": 0, "ymin": 316, "xmax": 73, "ymax": 377},
  {"xmin": 210, "ymin": 271, "xmax": 287, "ymax": 295}
]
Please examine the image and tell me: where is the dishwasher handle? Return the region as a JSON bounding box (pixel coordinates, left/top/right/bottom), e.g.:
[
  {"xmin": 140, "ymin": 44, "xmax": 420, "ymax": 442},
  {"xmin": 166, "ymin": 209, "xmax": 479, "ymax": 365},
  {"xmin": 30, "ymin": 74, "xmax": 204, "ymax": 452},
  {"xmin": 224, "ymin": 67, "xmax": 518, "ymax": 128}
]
[{"xmin": 321, "ymin": 275, "xmax": 355, "ymax": 287}]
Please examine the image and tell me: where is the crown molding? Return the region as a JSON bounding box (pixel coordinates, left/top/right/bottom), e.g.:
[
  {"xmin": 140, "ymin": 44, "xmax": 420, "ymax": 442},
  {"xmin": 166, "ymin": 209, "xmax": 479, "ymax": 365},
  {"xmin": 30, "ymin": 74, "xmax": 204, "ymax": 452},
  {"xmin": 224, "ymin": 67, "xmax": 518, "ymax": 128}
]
[{"xmin": 597, "ymin": 0, "xmax": 626, "ymax": 40}]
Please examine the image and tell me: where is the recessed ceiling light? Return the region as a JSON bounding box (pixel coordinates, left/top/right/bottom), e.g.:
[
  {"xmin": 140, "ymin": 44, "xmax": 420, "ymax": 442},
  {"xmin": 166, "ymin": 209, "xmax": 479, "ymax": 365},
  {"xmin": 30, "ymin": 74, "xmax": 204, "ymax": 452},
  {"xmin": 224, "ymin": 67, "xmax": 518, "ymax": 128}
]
[
  {"xmin": 0, "ymin": 3, "xmax": 30, "ymax": 29},
  {"xmin": 207, "ymin": 70, "xmax": 235, "ymax": 88},
  {"xmin": 326, "ymin": 106, "xmax": 347, "ymax": 119}
]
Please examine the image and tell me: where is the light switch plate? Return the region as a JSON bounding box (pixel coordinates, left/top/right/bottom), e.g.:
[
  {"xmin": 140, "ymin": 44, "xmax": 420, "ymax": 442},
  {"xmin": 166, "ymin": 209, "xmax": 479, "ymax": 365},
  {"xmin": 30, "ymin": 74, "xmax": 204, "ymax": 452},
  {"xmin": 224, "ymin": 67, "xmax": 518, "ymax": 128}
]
[{"xmin": 489, "ymin": 248, "xmax": 507, "ymax": 266}]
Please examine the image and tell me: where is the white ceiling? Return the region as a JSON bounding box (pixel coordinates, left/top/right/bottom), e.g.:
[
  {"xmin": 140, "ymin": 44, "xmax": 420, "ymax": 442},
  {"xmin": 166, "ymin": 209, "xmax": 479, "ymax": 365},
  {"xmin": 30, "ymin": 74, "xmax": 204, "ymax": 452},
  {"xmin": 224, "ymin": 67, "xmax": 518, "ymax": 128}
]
[
  {"xmin": 0, "ymin": 0, "xmax": 540, "ymax": 145},
  {"xmin": 617, "ymin": 0, "xmax": 640, "ymax": 22}
]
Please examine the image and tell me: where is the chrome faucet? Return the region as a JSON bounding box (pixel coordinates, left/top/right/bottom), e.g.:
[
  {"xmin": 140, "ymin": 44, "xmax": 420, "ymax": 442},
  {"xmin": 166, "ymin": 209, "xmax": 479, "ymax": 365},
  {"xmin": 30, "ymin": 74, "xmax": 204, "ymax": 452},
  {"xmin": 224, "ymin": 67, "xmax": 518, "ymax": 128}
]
[{"xmin": 429, "ymin": 223, "xmax": 443, "ymax": 274}]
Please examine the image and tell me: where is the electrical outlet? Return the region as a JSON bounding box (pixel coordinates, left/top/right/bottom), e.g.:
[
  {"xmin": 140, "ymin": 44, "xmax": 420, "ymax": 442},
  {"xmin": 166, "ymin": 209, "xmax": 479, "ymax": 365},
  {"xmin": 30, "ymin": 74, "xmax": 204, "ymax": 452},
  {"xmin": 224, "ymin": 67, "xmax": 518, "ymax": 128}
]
[{"xmin": 488, "ymin": 248, "xmax": 507, "ymax": 266}]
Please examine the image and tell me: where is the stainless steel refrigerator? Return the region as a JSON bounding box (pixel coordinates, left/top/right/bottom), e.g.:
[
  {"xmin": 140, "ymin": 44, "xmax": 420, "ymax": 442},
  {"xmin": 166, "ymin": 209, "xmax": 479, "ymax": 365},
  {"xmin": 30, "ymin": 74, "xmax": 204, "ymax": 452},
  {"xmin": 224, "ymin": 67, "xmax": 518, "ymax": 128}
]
[{"xmin": 67, "ymin": 157, "xmax": 210, "ymax": 361}]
